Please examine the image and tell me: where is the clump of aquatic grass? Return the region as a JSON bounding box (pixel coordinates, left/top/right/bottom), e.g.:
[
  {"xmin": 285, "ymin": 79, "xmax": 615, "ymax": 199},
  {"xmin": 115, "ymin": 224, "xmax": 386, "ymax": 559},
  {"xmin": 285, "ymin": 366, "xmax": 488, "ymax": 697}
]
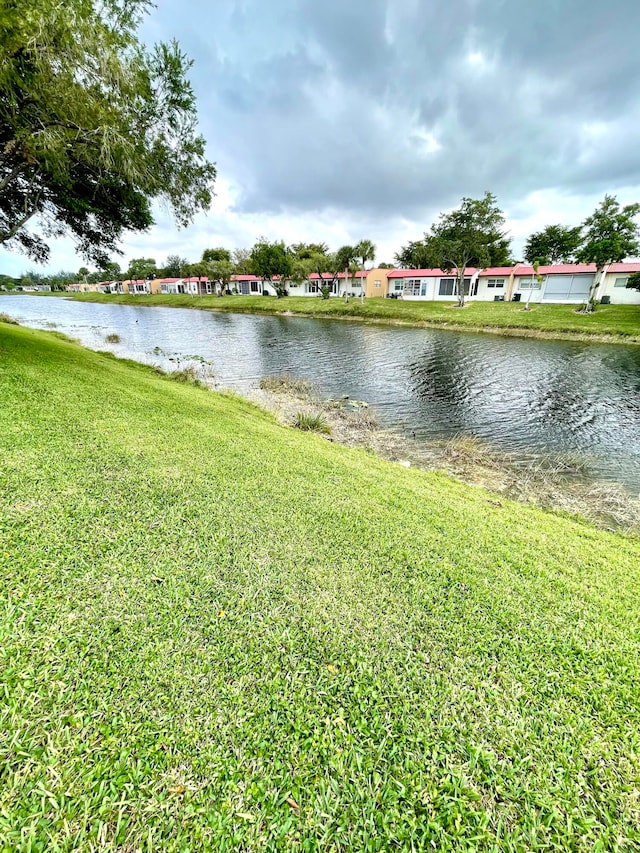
[
  {"xmin": 332, "ymin": 405, "xmax": 378, "ymax": 432},
  {"xmin": 293, "ymin": 411, "xmax": 331, "ymax": 434},
  {"xmin": 169, "ymin": 366, "xmax": 205, "ymax": 388},
  {"xmin": 260, "ymin": 374, "xmax": 314, "ymax": 397},
  {"xmin": 441, "ymin": 434, "xmax": 499, "ymax": 466},
  {"xmin": 0, "ymin": 312, "xmax": 19, "ymax": 324},
  {"xmin": 104, "ymin": 332, "xmax": 121, "ymax": 343}
]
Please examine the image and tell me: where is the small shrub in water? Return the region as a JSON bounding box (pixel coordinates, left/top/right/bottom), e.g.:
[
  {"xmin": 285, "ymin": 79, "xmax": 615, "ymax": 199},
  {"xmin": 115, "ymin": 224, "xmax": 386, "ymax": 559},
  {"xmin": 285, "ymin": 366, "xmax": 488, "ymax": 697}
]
[
  {"xmin": 0, "ymin": 312, "xmax": 19, "ymax": 325},
  {"xmin": 293, "ymin": 411, "xmax": 331, "ymax": 434},
  {"xmin": 105, "ymin": 333, "xmax": 121, "ymax": 343},
  {"xmin": 170, "ymin": 366, "xmax": 204, "ymax": 388}
]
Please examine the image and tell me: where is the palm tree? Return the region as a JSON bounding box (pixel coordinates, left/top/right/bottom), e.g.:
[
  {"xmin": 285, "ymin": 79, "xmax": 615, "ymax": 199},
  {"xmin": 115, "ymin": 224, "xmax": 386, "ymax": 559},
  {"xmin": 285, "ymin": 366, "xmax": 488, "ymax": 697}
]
[{"xmin": 355, "ymin": 239, "xmax": 376, "ymax": 303}]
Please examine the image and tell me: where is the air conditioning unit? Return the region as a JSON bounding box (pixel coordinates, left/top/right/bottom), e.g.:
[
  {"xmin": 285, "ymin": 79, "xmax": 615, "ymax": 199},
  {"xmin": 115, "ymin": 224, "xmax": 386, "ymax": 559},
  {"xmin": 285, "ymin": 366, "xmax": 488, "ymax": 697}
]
[{"xmin": 494, "ymin": 295, "xmax": 505, "ymax": 302}]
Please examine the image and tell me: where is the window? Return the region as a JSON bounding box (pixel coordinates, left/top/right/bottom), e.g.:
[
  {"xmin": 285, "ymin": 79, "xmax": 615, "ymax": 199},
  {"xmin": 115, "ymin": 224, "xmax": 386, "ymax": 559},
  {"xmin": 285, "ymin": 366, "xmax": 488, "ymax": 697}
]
[
  {"xmin": 393, "ymin": 281, "xmax": 403, "ymax": 292},
  {"xmin": 374, "ymin": 280, "xmax": 381, "ymax": 287},
  {"xmin": 519, "ymin": 277, "xmax": 541, "ymax": 290},
  {"xmin": 438, "ymin": 278, "xmax": 455, "ymax": 296},
  {"xmin": 487, "ymin": 278, "xmax": 505, "ymax": 289},
  {"xmin": 250, "ymin": 281, "xmax": 260, "ymax": 293},
  {"xmin": 161, "ymin": 284, "xmax": 168, "ymax": 293},
  {"xmin": 403, "ymin": 279, "xmax": 422, "ymax": 296},
  {"xmin": 206, "ymin": 282, "xmax": 212, "ymax": 293},
  {"xmin": 135, "ymin": 284, "xmax": 146, "ymax": 293},
  {"xmin": 614, "ymin": 277, "xmax": 628, "ymax": 288}
]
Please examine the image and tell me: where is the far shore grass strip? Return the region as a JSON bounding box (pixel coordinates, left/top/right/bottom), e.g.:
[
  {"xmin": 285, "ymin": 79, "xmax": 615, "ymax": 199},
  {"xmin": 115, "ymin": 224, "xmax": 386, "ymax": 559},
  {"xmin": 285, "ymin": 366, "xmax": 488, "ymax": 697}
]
[
  {"xmin": 1, "ymin": 320, "xmax": 639, "ymax": 850},
  {"xmin": 36, "ymin": 291, "xmax": 640, "ymax": 343}
]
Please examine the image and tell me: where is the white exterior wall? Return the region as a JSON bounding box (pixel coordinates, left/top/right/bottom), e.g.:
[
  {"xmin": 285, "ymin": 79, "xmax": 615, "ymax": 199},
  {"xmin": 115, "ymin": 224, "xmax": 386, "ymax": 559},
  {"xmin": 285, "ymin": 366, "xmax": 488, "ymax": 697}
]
[
  {"xmin": 599, "ymin": 273, "xmax": 640, "ymax": 304},
  {"xmin": 511, "ymin": 275, "xmax": 545, "ymax": 303},
  {"xmin": 474, "ymin": 276, "xmax": 509, "ymax": 302},
  {"xmin": 287, "ymin": 281, "xmax": 306, "ymax": 296}
]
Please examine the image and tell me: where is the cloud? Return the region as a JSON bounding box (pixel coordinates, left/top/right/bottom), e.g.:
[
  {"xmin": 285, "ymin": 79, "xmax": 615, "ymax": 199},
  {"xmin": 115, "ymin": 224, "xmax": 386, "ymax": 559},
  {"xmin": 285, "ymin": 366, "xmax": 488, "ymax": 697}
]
[{"xmin": 2, "ymin": 0, "xmax": 639, "ymax": 276}]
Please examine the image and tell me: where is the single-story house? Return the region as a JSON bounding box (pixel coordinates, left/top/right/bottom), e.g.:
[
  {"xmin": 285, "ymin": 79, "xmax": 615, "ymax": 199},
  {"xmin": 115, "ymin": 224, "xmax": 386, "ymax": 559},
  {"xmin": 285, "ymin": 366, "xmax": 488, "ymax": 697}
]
[{"xmin": 385, "ymin": 269, "xmax": 479, "ymax": 300}]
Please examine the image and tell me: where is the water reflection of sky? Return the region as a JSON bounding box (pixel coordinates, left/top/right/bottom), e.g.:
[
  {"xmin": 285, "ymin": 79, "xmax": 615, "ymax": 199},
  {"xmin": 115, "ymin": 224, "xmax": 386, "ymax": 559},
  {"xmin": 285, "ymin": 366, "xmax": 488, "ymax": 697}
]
[{"xmin": 4, "ymin": 295, "xmax": 640, "ymax": 492}]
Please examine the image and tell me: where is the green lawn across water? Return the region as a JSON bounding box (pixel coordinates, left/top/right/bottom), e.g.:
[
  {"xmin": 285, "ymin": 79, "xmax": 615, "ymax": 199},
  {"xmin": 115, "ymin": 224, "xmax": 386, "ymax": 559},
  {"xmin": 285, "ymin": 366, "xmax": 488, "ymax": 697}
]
[
  {"xmin": 56, "ymin": 291, "xmax": 640, "ymax": 342},
  {"xmin": 1, "ymin": 321, "xmax": 639, "ymax": 850}
]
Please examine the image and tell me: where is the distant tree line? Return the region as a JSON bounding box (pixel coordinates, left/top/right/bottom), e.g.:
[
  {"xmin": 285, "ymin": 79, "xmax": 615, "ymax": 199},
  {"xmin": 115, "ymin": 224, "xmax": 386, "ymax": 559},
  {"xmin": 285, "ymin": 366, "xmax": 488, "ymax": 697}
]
[{"xmin": 3, "ymin": 195, "xmax": 639, "ymax": 314}]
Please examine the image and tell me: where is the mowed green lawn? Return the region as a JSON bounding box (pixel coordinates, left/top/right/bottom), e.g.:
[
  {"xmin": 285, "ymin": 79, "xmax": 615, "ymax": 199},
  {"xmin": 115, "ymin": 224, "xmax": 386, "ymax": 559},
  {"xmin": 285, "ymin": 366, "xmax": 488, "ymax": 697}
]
[
  {"xmin": 1, "ymin": 322, "xmax": 639, "ymax": 851},
  {"xmin": 62, "ymin": 292, "xmax": 640, "ymax": 342}
]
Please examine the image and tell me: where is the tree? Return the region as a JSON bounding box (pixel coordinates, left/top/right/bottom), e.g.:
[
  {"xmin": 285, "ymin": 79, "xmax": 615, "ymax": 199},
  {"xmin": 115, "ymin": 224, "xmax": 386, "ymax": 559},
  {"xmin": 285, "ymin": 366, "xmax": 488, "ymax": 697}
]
[
  {"xmin": 397, "ymin": 193, "xmax": 510, "ymax": 307},
  {"xmin": 288, "ymin": 242, "xmax": 329, "ymax": 260},
  {"xmin": 335, "ymin": 245, "xmax": 358, "ymax": 302},
  {"xmin": 202, "ymin": 248, "xmax": 231, "ymax": 263},
  {"xmin": 523, "ymin": 259, "xmax": 544, "ymax": 311},
  {"xmin": 378, "ymin": 262, "xmax": 395, "ymax": 269},
  {"xmin": 576, "ymin": 195, "xmax": 640, "ymax": 312},
  {"xmin": 0, "ymin": 274, "xmax": 19, "ymax": 291},
  {"xmin": 250, "ymin": 239, "xmax": 291, "ymax": 298},
  {"xmin": 626, "ymin": 272, "xmax": 640, "ymax": 291},
  {"xmin": 207, "ymin": 259, "xmax": 234, "ymax": 295},
  {"xmin": 127, "ymin": 258, "xmax": 157, "ymax": 280},
  {"xmin": 523, "ymin": 224, "xmax": 582, "ymax": 265},
  {"xmin": 232, "ymin": 248, "xmax": 253, "ymax": 275},
  {"xmin": 354, "ymin": 239, "xmax": 376, "ymax": 303},
  {"xmin": 0, "ymin": 0, "xmax": 215, "ymax": 267},
  {"xmin": 162, "ymin": 255, "xmax": 187, "ymax": 277},
  {"xmin": 395, "ymin": 240, "xmax": 431, "ymax": 269},
  {"xmin": 98, "ymin": 260, "xmax": 121, "ymax": 281}
]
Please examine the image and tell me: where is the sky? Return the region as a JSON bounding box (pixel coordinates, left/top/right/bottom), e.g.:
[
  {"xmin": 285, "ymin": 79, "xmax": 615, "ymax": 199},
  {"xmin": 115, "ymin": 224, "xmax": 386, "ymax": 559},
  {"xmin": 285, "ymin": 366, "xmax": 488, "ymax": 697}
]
[{"xmin": 2, "ymin": 0, "xmax": 640, "ymax": 277}]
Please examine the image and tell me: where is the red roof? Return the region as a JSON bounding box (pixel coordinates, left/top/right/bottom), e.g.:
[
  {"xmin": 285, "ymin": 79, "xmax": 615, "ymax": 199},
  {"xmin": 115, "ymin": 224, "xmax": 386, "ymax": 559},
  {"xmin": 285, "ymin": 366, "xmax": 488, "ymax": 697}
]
[
  {"xmin": 482, "ymin": 262, "xmax": 640, "ymax": 277},
  {"xmin": 388, "ymin": 268, "xmax": 478, "ymax": 278},
  {"xmin": 514, "ymin": 263, "xmax": 597, "ymax": 275},
  {"xmin": 479, "ymin": 267, "xmax": 515, "ymax": 277},
  {"xmin": 156, "ymin": 277, "xmax": 181, "ymax": 283},
  {"xmin": 607, "ymin": 261, "xmax": 640, "ymax": 273},
  {"xmin": 182, "ymin": 276, "xmax": 209, "ymax": 283}
]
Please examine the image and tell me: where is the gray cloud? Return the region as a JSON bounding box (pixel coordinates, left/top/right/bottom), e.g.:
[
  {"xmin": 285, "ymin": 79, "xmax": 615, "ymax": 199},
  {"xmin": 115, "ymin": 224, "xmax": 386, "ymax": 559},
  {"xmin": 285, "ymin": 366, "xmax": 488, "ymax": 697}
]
[
  {"xmin": 155, "ymin": 0, "xmax": 640, "ymax": 231},
  {"xmin": 3, "ymin": 0, "xmax": 639, "ymax": 276}
]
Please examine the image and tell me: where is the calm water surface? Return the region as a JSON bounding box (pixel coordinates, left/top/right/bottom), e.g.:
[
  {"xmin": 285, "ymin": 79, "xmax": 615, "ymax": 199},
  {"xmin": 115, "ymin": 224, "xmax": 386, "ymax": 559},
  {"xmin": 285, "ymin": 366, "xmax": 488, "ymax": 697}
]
[{"xmin": 3, "ymin": 295, "xmax": 640, "ymax": 492}]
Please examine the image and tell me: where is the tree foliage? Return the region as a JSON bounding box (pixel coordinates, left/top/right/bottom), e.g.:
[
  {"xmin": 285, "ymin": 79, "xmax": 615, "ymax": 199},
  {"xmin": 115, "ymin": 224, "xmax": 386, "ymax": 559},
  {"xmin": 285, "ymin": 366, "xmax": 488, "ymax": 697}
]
[
  {"xmin": 202, "ymin": 247, "xmax": 231, "ymax": 263},
  {"xmin": 0, "ymin": 0, "xmax": 216, "ymax": 266},
  {"xmin": 576, "ymin": 195, "xmax": 640, "ymax": 270},
  {"xmin": 206, "ymin": 259, "xmax": 234, "ymax": 294},
  {"xmin": 288, "ymin": 242, "xmax": 329, "ymax": 260},
  {"xmin": 626, "ymin": 272, "xmax": 640, "ymax": 291},
  {"xmin": 162, "ymin": 255, "xmax": 187, "ymax": 277},
  {"xmin": 396, "ymin": 193, "xmax": 510, "ymax": 306},
  {"xmin": 127, "ymin": 258, "xmax": 157, "ymax": 280},
  {"xmin": 523, "ymin": 225, "xmax": 582, "ymax": 265},
  {"xmin": 576, "ymin": 195, "xmax": 640, "ymax": 311},
  {"xmin": 231, "ymin": 248, "xmax": 252, "ymax": 275},
  {"xmin": 250, "ymin": 239, "xmax": 291, "ymax": 297}
]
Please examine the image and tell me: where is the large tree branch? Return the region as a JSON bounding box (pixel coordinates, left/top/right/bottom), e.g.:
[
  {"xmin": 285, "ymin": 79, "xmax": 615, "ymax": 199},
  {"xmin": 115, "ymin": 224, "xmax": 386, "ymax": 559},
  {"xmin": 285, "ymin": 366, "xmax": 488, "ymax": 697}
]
[
  {"xmin": 0, "ymin": 163, "xmax": 24, "ymax": 193},
  {"xmin": 0, "ymin": 191, "xmax": 42, "ymax": 244}
]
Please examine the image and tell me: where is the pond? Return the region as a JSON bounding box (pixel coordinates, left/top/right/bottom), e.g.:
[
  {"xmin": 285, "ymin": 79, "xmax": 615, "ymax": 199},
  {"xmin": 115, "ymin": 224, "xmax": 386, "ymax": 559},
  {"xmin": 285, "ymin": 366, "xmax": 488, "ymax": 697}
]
[{"xmin": 3, "ymin": 294, "xmax": 640, "ymax": 493}]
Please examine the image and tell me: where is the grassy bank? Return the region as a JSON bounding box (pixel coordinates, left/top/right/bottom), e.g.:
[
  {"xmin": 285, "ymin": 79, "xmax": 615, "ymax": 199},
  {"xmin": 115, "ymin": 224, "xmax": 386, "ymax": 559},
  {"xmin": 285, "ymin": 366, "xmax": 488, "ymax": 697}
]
[
  {"xmin": 1, "ymin": 322, "xmax": 639, "ymax": 850},
  {"xmin": 53, "ymin": 291, "xmax": 640, "ymax": 343}
]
